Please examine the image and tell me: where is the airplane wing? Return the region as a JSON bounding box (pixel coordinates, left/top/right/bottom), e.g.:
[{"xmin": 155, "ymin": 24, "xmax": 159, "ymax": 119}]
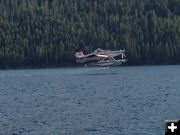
[
  {"xmin": 105, "ymin": 50, "xmax": 125, "ymax": 58},
  {"xmin": 96, "ymin": 54, "xmax": 109, "ymax": 58},
  {"xmin": 84, "ymin": 54, "xmax": 109, "ymax": 58}
]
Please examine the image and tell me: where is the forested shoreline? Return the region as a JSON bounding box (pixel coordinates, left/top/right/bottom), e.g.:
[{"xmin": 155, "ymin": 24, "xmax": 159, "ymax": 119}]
[{"xmin": 0, "ymin": 0, "xmax": 180, "ymax": 68}]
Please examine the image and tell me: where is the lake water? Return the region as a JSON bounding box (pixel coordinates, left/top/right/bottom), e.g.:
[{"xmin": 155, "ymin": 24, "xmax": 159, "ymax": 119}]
[{"xmin": 0, "ymin": 66, "xmax": 180, "ymax": 135}]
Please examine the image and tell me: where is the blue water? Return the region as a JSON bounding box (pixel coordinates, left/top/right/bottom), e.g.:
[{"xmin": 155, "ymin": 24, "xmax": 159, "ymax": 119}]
[{"xmin": 0, "ymin": 66, "xmax": 180, "ymax": 135}]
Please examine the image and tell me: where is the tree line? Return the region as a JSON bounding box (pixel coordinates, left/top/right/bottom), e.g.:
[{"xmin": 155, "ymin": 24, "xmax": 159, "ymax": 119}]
[{"xmin": 0, "ymin": 0, "xmax": 180, "ymax": 68}]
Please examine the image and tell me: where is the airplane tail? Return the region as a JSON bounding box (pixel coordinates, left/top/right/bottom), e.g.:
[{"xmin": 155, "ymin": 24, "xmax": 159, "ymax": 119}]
[{"xmin": 75, "ymin": 48, "xmax": 84, "ymax": 58}]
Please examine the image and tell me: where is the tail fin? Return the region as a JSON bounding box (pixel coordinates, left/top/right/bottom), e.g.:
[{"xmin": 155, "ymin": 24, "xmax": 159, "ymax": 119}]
[{"xmin": 75, "ymin": 48, "xmax": 84, "ymax": 58}]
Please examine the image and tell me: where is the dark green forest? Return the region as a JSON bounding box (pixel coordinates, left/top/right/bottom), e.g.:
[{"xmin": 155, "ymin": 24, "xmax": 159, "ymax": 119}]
[{"xmin": 0, "ymin": 0, "xmax": 180, "ymax": 68}]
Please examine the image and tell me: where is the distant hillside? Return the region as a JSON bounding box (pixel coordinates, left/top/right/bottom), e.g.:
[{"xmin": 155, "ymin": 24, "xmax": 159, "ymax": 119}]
[{"xmin": 0, "ymin": 0, "xmax": 180, "ymax": 68}]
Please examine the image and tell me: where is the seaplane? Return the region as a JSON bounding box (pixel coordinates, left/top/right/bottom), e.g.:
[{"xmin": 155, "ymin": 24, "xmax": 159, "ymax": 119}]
[{"xmin": 75, "ymin": 48, "xmax": 127, "ymax": 67}]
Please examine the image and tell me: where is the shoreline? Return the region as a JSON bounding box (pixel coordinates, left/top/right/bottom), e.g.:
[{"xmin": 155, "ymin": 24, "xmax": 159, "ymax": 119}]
[{"xmin": 0, "ymin": 64, "xmax": 179, "ymax": 70}]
